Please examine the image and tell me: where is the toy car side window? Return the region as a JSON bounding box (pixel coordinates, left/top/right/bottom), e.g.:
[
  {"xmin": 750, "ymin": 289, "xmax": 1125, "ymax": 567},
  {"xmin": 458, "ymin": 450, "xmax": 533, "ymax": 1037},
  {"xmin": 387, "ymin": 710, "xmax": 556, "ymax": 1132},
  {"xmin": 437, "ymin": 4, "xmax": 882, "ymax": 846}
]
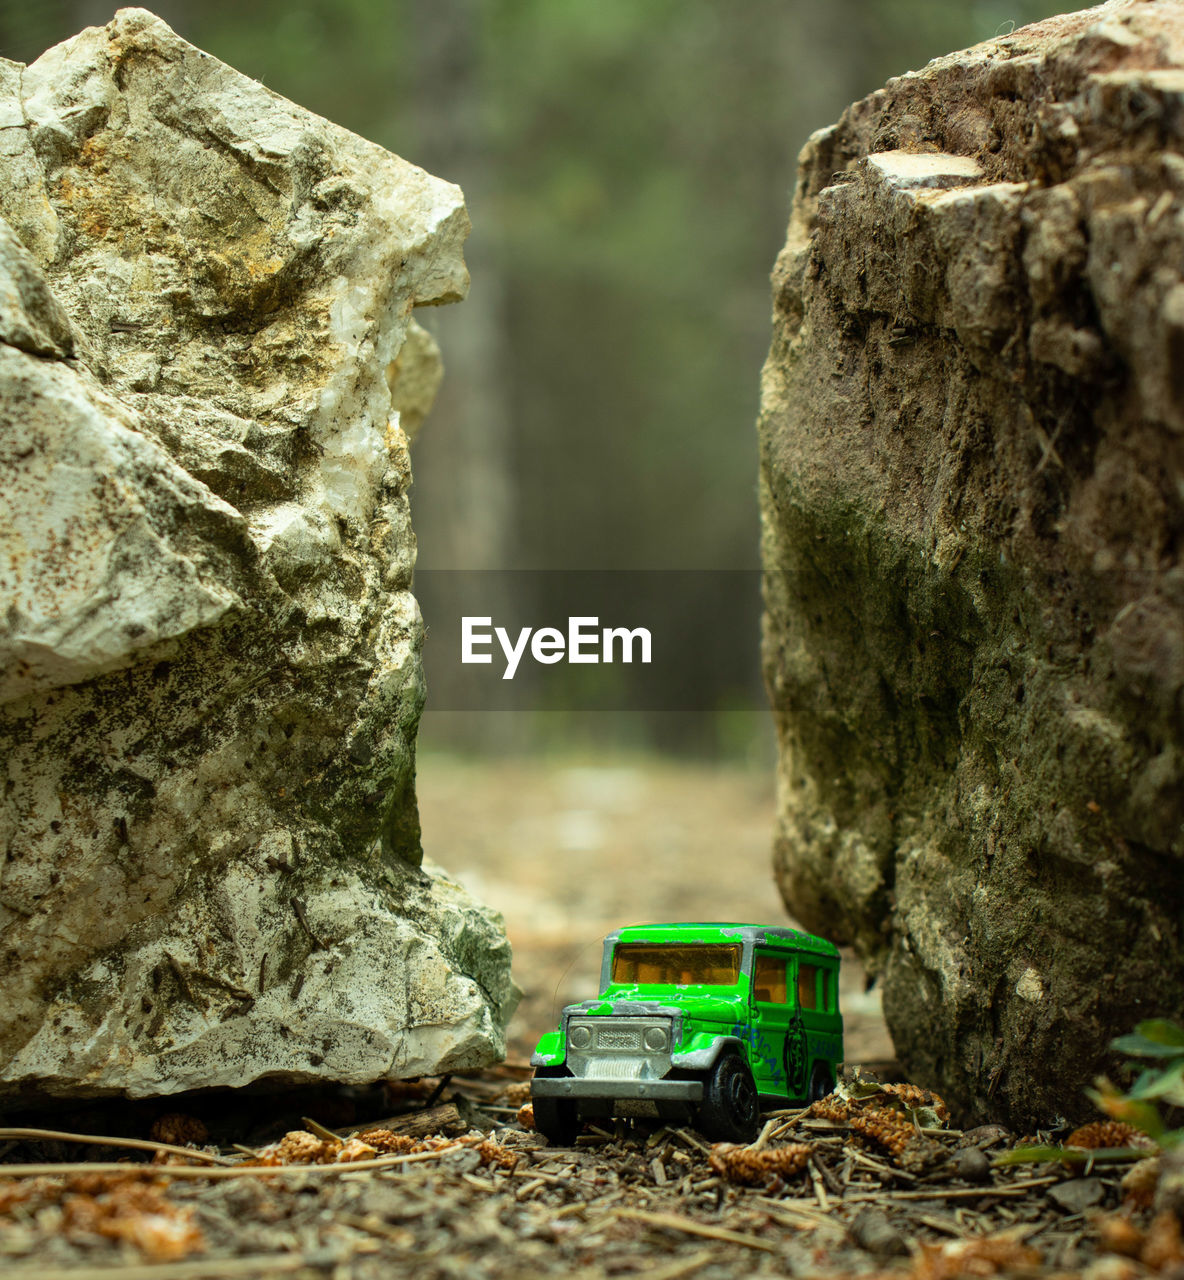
[
  {"xmin": 753, "ymin": 953, "xmax": 787, "ymax": 1004},
  {"xmin": 798, "ymin": 962, "xmax": 819, "ymax": 1010}
]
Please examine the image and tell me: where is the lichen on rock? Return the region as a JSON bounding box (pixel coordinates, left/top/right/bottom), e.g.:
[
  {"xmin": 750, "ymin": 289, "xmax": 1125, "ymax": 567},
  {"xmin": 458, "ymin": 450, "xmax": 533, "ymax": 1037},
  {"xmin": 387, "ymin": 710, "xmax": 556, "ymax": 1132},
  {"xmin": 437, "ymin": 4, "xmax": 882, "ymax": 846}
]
[
  {"xmin": 0, "ymin": 9, "xmax": 516, "ymax": 1103},
  {"xmin": 760, "ymin": 0, "xmax": 1184, "ymax": 1127}
]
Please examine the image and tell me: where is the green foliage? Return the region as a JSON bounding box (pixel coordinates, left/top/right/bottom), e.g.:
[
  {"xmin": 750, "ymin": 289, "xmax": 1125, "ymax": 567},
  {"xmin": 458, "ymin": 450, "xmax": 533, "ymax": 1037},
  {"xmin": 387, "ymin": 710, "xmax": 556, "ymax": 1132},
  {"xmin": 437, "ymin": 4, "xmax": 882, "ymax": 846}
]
[
  {"xmin": 1000, "ymin": 1019, "xmax": 1184, "ymax": 1167},
  {"xmin": 1094, "ymin": 1020, "xmax": 1184, "ymax": 1145},
  {"xmin": 1113, "ymin": 1020, "xmax": 1184, "ymax": 1061},
  {"xmin": 996, "ymin": 1144, "xmax": 1156, "ymax": 1167}
]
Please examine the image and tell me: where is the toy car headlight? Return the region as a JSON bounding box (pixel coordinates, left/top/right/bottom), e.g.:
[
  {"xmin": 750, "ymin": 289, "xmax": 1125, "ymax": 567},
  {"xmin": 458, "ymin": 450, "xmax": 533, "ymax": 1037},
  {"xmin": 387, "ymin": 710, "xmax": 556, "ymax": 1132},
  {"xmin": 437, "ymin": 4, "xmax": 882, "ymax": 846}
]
[
  {"xmin": 643, "ymin": 1025, "xmax": 668, "ymax": 1051},
  {"xmin": 569, "ymin": 1024, "xmax": 593, "ymax": 1049}
]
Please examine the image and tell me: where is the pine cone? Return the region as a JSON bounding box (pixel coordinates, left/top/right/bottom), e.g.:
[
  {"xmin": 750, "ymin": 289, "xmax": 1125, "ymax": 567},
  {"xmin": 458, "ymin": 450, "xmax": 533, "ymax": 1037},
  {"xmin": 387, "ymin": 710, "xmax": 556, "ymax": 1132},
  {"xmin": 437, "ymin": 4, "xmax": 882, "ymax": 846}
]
[
  {"xmin": 1067, "ymin": 1121, "xmax": 1151, "ymax": 1151},
  {"xmin": 849, "ymin": 1106, "xmax": 913, "ymax": 1159},
  {"xmin": 1121, "ymin": 1157, "xmax": 1161, "ymax": 1209},
  {"xmin": 808, "ymin": 1097, "xmax": 851, "ymax": 1123},
  {"xmin": 916, "ymin": 1236, "xmax": 1040, "ymax": 1277},
  {"xmin": 149, "ymin": 1113, "xmax": 209, "ymax": 1147},
  {"xmin": 274, "ymin": 1130, "xmax": 338, "ymax": 1164},
  {"xmin": 881, "ymin": 1083, "xmax": 949, "ymax": 1122},
  {"xmin": 709, "ymin": 1142, "xmax": 813, "ymax": 1187},
  {"xmin": 62, "ymin": 1180, "xmax": 205, "ymax": 1262},
  {"xmin": 336, "ymin": 1138, "xmax": 378, "ymax": 1162},
  {"xmin": 1098, "ymin": 1214, "xmax": 1146, "ymax": 1258},
  {"xmin": 476, "ymin": 1139, "xmax": 520, "ymax": 1171},
  {"xmin": 517, "ymin": 1102, "xmax": 536, "ymax": 1131},
  {"xmin": 499, "ymin": 1081, "xmax": 533, "ymax": 1107},
  {"xmin": 1142, "ymin": 1212, "xmax": 1184, "ymax": 1271},
  {"xmin": 847, "ymin": 1104, "xmax": 946, "ymax": 1173},
  {"xmin": 356, "ymin": 1129, "xmax": 421, "ymax": 1155}
]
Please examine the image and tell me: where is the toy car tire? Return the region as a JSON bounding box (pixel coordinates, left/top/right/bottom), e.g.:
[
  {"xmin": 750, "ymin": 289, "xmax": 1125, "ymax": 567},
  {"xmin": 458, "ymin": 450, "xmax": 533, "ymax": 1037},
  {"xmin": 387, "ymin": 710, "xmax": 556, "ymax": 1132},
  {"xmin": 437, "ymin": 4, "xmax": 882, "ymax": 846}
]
[
  {"xmin": 697, "ymin": 1052, "xmax": 760, "ymax": 1143},
  {"xmin": 807, "ymin": 1061, "xmax": 834, "ymax": 1103},
  {"xmin": 532, "ymin": 1095, "xmax": 580, "ymax": 1146}
]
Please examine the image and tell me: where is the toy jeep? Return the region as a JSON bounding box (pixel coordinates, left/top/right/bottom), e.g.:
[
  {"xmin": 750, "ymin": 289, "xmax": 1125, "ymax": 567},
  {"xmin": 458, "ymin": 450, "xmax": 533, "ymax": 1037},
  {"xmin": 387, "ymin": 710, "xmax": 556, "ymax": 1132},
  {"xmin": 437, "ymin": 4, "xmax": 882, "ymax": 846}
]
[{"xmin": 530, "ymin": 922, "xmax": 843, "ymax": 1145}]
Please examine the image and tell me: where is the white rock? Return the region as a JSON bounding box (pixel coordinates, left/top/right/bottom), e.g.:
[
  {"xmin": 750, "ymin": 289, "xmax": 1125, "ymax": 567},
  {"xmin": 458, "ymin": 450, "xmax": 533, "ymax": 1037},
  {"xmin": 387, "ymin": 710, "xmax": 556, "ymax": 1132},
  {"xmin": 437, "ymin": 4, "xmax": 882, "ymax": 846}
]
[
  {"xmin": 0, "ymin": 9, "xmax": 515, "ymax": 1104},
  {"xmin": 865, "ymin": 149, "xmax": 985, "ymax": 190}
]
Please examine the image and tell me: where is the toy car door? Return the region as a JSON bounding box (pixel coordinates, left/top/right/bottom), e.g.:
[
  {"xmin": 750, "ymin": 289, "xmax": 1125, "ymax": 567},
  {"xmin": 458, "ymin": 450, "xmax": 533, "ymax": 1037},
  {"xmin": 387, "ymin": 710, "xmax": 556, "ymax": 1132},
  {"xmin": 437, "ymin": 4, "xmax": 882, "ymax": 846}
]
[
  {"xmin": 795, "ymin": 955, "xmax": 842, "ymax": 1096},
  {"xmin": 750, "ymin": 949, "xmax": 802, "ymax": 1098}
]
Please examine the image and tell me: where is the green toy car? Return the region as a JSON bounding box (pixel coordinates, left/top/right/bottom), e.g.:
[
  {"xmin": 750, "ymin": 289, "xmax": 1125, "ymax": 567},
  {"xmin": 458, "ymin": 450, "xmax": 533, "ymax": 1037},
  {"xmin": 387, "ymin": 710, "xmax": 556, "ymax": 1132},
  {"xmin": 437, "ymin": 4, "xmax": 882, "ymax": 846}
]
[{"xmin": 530, "ymin": 921, "xmax": 843, "ymax": 1145}]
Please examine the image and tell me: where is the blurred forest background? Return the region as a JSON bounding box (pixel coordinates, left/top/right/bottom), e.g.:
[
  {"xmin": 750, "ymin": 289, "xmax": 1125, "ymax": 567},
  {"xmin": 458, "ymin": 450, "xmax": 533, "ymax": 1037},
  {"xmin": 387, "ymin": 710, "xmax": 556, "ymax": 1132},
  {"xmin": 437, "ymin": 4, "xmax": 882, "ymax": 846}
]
[{"xmin": 3, "ymin": 0, "xmax": 1066, "ymax": 759}]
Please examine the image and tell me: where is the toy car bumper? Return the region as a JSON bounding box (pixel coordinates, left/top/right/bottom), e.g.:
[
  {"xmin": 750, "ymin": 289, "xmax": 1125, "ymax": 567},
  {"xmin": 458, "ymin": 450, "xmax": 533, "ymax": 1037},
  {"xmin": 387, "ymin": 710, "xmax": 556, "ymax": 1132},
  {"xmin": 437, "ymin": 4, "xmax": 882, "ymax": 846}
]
[{"xmin": 530, "ymin": 1076, "xmax": 704, "ymax": 1102}]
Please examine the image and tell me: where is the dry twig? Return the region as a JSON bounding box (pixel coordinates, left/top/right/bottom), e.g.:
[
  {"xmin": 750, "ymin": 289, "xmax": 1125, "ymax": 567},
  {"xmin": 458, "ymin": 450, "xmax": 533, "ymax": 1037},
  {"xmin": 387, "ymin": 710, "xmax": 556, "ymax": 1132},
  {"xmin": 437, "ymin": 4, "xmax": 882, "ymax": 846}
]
[
  {"xmin": 0, "ymin": 1127, "xmax": 234, "ymax": 1166},
  {"xmin": 0, "ymin": 1148, "xmax": 464, "ymax": 1179},
  {"xmin": 613, "ymin": 1207, "xmax": 778, "ymax": 1252},
  {"xmin": 3, "ymin": 1256, "xmax": 345, "ymax": 1280}
]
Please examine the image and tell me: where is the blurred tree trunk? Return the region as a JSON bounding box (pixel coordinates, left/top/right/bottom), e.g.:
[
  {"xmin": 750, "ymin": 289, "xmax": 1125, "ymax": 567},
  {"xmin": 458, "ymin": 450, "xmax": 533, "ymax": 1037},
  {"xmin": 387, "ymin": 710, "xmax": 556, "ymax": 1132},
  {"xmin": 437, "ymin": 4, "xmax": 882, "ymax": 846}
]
[
  {"xmin": 405, "ymin": 0, "xmax": 524, "ymax": 751},
  {"xmin": 406, "ymin": 0, "xmax": 514, "ymax": 572}
]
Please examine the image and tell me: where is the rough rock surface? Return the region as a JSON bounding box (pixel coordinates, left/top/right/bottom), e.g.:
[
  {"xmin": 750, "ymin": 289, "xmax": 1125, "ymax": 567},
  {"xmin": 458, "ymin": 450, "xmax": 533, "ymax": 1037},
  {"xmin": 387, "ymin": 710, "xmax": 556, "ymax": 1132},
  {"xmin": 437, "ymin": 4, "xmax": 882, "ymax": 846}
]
[
  {"xmin": 760, "ymin": 0, "xmax": 1184, "ymax": 1128},
  {"xmin": 0, "ymin": 9, "xmax": 516, "ymax": 1103}
]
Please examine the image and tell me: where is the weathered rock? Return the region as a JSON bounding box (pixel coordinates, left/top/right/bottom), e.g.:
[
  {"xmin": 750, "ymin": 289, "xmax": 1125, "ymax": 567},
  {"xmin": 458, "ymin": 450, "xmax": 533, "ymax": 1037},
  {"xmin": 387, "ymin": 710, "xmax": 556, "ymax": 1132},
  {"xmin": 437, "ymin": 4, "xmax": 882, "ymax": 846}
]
[
  {"xmin": 0, "ymin": 9, "xmax": 516, "ymax": 1103},
  {"xmin": 760, "ymin": 0, "xmax": 1184, "ymax": 1128}
]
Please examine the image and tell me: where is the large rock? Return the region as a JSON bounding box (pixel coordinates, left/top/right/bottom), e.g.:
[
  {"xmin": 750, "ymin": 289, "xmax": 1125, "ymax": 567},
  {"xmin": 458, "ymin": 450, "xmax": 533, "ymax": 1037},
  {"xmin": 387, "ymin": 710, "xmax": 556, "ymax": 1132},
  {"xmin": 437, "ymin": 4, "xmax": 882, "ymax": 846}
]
[
  {"xmin": 760, "ymin": 0, "xmax": 1184, "ymax": 1127},
  {"xmin": 0, "ymin": 9, "xmax": 516, "ymax": 1103}
]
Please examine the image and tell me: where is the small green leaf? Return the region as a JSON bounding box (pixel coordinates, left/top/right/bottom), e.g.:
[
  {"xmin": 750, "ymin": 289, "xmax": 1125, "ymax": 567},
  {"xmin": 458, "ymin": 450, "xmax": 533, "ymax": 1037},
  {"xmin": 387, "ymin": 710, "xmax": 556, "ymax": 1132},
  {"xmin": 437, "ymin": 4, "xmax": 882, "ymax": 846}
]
[
  {"xmin": 1113, "ymin": 1021, "xmax": 1184, "ymax": 1058},
  {"xmin": 995, "ymin": 1145, "xmax": 1150, "ymax": 1166},
  {"xmin": 1136, "ymin": 1020, "xmax": 1184, "ymax": 1047},
  {"xmin": 1128, "ymin": 1060, "xmax": 1184, "ymax": 1106},
  {"xmin": 995, "ymin": 1145, "xmax": 1074, "ymax": 1165},
  {"xmin": 903, "ymin": 1104, "xmax": 946, "ymax": 1130},
  {"xmin": 841, "ymin": 1080, "xmax": 889, "ymax": 1101},
  {"xmin": 1111, "ymin": 1034, "xmax": 1184, "ymax": 1059}
]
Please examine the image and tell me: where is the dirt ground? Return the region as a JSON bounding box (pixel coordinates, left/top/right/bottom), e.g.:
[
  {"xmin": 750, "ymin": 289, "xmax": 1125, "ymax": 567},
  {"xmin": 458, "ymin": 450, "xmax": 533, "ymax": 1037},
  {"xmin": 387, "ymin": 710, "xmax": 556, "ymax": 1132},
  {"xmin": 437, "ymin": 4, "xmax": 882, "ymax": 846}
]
[{"xmin": 0, "ymin": 756, "xmax": 1174, "ymax": 1279}]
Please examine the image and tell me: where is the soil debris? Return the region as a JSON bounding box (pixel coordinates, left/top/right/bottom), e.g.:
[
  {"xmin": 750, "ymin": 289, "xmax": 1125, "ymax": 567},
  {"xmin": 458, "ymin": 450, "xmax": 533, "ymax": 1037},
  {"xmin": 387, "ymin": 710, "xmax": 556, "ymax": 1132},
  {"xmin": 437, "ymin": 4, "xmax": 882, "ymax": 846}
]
[{"xmin": 2, "ymin": 1067, "xmax": 1178, "ymax": 1278}]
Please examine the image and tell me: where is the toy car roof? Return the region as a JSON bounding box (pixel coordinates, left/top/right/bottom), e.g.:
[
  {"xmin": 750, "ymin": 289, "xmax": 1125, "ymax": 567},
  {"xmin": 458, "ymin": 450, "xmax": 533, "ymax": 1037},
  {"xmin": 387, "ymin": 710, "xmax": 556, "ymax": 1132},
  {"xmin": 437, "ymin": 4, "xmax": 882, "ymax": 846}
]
[{"xmin": 604, "ymin": 921, "xmax": 840, "ymax": 959}]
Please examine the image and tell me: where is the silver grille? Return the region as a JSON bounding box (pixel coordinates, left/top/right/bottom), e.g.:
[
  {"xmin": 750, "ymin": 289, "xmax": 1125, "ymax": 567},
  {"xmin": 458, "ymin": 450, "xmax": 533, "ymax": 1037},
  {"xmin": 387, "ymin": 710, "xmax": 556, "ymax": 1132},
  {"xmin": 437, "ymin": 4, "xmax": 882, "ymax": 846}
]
[
  {"xmin": 597, "ymin": 1029, "xmax": 641, "ymax": 1051},
  {"xmin": 584, "ymin": 1057, "xmax": 644, "ymax": 1080},
  {"xmin": 565, "ymin": 1015, "xmax": 673, "ymax": 1081}
]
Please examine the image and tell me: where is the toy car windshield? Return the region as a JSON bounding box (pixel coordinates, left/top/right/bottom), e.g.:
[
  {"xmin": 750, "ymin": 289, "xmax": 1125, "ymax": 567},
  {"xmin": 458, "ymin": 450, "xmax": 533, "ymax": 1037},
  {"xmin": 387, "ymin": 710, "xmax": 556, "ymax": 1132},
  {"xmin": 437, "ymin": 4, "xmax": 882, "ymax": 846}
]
[{"xmin": 610, "ymin": 943, "xmax": 741, "ymax": 987}]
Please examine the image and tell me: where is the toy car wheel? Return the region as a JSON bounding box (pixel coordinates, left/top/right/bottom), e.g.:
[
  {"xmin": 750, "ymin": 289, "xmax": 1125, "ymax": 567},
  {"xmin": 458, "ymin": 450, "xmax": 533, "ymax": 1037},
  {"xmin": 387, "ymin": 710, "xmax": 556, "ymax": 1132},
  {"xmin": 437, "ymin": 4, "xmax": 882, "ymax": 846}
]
[
  {"xmin": 697, "ymin": 1052, "xmax": 760, "ymax": 1143},
  {"xmin": 807, "ymin": 1061, "xmax": 834, "ymax": 1103},
  {"xmin": 532, "ymin": 1096, "xmax": 581, "ymax": 1146}
]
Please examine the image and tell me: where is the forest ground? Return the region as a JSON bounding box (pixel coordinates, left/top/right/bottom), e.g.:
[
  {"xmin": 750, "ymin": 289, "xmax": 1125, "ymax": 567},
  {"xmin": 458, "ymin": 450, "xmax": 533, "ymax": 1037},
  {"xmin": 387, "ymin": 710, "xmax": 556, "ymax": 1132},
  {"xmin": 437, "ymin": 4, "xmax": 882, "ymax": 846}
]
[{"xmin": 0, "ymin": 756, "xmax": 1165, "ymax": 1279}]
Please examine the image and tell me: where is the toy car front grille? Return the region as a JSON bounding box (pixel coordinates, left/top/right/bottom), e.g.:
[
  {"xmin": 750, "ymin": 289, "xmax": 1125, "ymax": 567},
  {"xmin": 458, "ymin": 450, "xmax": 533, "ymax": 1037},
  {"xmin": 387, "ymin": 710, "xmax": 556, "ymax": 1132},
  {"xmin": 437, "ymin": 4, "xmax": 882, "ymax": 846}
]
[
  {"xmin": 583, "ymin": 1057, "xmax": 644, "ymax": 1080},
  {"xmin": 564, "ymin": 1015, "xmax": 674, "ymax": 1080},
  {"xmin": 593, "ymin": 1027, "xmax": 642, "ymax": 1051}
]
